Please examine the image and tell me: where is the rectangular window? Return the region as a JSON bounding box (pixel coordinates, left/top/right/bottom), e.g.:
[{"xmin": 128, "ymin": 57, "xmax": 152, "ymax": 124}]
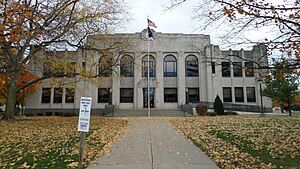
[
  {"xmin": 98, "ymin": 88, "xmax": 110, "ymax": 103},
  {"xmin": 245, "ymin": 62, "xmax": 254, "ymax": 77},
  {"xmin": 221, "ymin": 62, "xmax": 231, "ymax": 77},
  {"xmin": 234, "ymin": 87, "xmax": 244, "ymax": 102},
  {"xmin": 120, "ymin": 88, "xmax": 134, "ymax": 103},
  {"xmin": 211, "ymin": 62, "xmax": 215, "ymax": 74},
  {"xmin": 246, "ymin": 87, "xmax": 256, "ymax": 102},
  {"xmin": 187, "ymin": 88, "xmax": 199, "ymax": 103},
  {"xmin": 164, "ymin": 88, "xmax": 178, "ymax": 102},
  {"xmin": 185, "ymin": 61, "xmax": 198, "ymax": 77},
  {"xmin": 41, "ymin": 88, "xmax": 51, "ymax": 103},
  {"xmin": 223, "ymin": 87, "xmax": 232, "ymax": 102},
  {"xmin": 65, "ymin": 88, "xmax": 75, "ymax": 103},
  {"xmin": 233, "ymin": 62, "xmax": 242, "ymax": 77},
  {"xmin": 143, "ymin": 62, "xmax": 156, "ymax": 77},
  {"xmin": 164, "ymin": 62, "xmax": 177, "ymax": 77},
  {"xmin": 53, "ymin": 88, "xmax": 63, "ymax": 103}
]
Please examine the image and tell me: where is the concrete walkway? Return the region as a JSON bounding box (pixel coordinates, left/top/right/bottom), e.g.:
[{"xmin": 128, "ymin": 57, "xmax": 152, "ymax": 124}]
[{"xmin": 88, "ymin": 118, "xmax": 219, "ymax": 169}]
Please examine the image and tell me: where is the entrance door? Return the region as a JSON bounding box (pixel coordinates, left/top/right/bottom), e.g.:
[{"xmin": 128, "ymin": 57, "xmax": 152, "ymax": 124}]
[{"xmin": 143, "ymin": 88, "xmax": 155, "ymax": 108}]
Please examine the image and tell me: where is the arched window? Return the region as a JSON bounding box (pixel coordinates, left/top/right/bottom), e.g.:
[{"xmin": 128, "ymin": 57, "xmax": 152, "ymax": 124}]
[
  {"xmin": 164, "ymin": 55, "xmax": 177, "ymax": 77},
  {"xmin": 185, "ymin": 55, "xmax": 198, "ymax": 77},
  {"xmin": 120, "ymin": 55, "xmax": 134, "ymax": 77},
  {"xmin": 98, "ymin": 55, "xmax": 112, "ymax": 77},
  {"xmin": 142, "ymin": 55, "xmax": 156, "ymax": 77}
]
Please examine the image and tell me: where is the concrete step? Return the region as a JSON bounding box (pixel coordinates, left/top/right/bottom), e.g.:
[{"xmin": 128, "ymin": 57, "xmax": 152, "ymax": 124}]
[{"xmin": 114, "ymin": 109, "xmax": 186, "ymax": 117}]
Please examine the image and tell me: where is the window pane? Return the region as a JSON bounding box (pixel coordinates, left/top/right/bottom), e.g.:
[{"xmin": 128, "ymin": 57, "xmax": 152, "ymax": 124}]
[
  {"xmin": 53, "ymin": 88, "xmax": 63, "ymax": 103},
  {"xmin": 41, "ymin": 88, "xmax": 51, "ymax": 103},
  {"xmin": 98, "ymin": 88, "xmax": 110, "ymax": 103},
  {"xmin": 99, "ymin": 56, "xmax": 112, "ymax": 77},
  {"xmin": 164, "ymin": 55, "xmax": 177, "ymax": 77},
  {"xmin": 211, "ymin": 62, "xmax": 215, "ymax": 74},
  {"xmin": 245, "ymin": 62, "xmax": 254, "ymax": 77},
  {"xmin": 120, "ymin": 88, "xmax": 134, "ymax": 103},
  {"xmin": 223, "ymin": 87, "xmax": 232, "ymax": 102},
  {"xmin": 188, "ymin": 88, "xmax": 199, "ymax": 103},
  {"xmin": 185, "ymin": 55, "xmax": 198, "ymax": 77},
  {"xmin": 120, "ymin": 55, "xmax": 134, "ymax": 77},
  {"xmin": 233, "ymin": 62, "xmax": 242, "ymax": 77},
  {"xmin": 234, "ymin": 87, "xmax": 244, "ymax": 102},
  {"xmin": 222, "ymin": 62, "xmax": 231, "ymax": 77},
  {"xmin": 142, "ymin": 56, "xmax": 156, "ymax": 77},
  {"xmin": 65, "ymin": 88, "xmax": 75, "ymax": 103},
  {"xmin": 247, "ymin": 87, "xmax": 256, "ymax": 102},
  {"xmin": 164, "ymin": 88, "xmax": 178, "ymax": 102}
]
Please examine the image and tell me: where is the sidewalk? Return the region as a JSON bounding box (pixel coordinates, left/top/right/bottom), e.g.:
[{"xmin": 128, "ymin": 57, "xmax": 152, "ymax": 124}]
[{"xmin": 88, "ymin": 118, "xmax": 219, "ymax": 169}]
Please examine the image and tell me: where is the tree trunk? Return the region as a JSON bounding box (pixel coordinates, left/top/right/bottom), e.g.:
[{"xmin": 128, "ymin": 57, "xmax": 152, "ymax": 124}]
[
  {"xmin": 3, "ymin": 82, "xmax": 17, "ymax": 121},
  {"xmin": 287, "ymin": 104, "xmax": 292, "ymax": 116}
]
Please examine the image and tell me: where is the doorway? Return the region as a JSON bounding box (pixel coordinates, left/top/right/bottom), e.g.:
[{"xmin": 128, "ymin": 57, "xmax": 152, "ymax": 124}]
[{"xmin": 143, "ymin": 88, "xmax": 155, "ymax": 108}]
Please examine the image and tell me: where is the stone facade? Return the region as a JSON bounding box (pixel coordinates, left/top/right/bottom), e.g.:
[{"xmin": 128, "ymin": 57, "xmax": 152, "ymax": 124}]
[{"xmin": 25, "ymin": 30, "xmax": 272, "ymax": 115}]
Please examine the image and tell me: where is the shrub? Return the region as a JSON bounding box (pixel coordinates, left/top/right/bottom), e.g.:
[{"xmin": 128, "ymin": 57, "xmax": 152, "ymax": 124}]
[
  {"xmin": 214, "ymin": 95, "xmax": 224, "ymax": 115},
  {"xmin": 195, "ymin": 102, "xmax": 208, "ymax": 115}
]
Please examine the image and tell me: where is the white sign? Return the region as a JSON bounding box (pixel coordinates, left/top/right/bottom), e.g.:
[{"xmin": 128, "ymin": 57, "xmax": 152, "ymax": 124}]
[{"xmin": 77, "ymin": 97, "xmax": 92, "ymax": 132}]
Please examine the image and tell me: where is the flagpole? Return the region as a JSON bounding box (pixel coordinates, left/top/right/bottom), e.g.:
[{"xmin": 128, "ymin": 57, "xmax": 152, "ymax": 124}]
[
  {"xmin": 147, "ymin": 16, "xmax": 151, "ymax": 117},
  {"xmin": 147, "ymin": 38, "xmax": 150, "ymax": 117}
]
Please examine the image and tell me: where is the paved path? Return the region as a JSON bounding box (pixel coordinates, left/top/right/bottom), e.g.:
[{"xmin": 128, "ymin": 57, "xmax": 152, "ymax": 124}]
[{"xmin": 88, "ymin": 118, "xmax": 219, "ymax": 169}]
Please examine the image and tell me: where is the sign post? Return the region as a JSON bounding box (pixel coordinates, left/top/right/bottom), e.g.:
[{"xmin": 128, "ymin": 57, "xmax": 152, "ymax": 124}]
[{"xmin": 77, "ymin": 97, "xmax": 92, "ymax": 169}]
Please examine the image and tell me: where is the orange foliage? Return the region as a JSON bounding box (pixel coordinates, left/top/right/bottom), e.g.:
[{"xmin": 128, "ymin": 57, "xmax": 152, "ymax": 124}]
[{"xmin": 0, "ymin": 71, "xmax": 39, "ymax": 105}]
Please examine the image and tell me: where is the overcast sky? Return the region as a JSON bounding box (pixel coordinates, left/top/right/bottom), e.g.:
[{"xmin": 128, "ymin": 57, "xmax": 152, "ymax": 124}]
[
  {"xmin": 118, "ymin": 0, "xmax": 257, "ymax": 49},
  {"xmin": 118, "ymin": 0, "xmax": 291, "ymax": 50}
]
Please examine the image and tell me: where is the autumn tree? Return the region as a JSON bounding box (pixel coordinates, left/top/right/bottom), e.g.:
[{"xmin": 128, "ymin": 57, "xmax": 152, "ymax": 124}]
[
  {"xmin": 262, "ymin": 59, "xmax": 299, "ymax": 116},
  {"xmin": 168, "ymin": 0, "xmax": 300, "ymax": 69},
  {"xmin": 0, "ymin": 70, "xmax": 38, "ymax": 115},
  {"xmin": 0, "ymin": 0, "xmax": 128, "ymax": 120}
]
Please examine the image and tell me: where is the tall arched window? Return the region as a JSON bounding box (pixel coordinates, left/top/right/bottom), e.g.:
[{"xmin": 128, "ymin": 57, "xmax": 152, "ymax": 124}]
[
  {"xmin": 185, "ymin": 55, "xmax": 199, "ymax": 77},
  {"xmin": 120, "ymin": 55, "xmax": 134, "ymax": 77},
  {"xmin": 164, "ymin": 55, "xmax": 177, "ymax": 77},
  {"xmin": 98, "ymin": 55, "xmax": 112, "ymax": 77},
  {"xmin": 142, "ymin": 55, "xmax": 156, "ymax": 77}
]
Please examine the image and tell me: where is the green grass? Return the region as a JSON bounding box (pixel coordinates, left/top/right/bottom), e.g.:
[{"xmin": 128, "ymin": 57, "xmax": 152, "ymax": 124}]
[{"xmin": 208, "ymin": 130, "xmax": 300, "ymax": 169}]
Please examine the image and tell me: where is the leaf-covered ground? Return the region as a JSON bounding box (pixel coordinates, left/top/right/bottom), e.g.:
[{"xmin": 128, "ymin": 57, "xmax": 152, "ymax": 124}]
[
  {"xmin": 168, "ymin": 116, "xmax": 300, "ymax": 169},
  {"xmin": 0, "ymin": 116, "xmax": 130, "ymax": 169}
]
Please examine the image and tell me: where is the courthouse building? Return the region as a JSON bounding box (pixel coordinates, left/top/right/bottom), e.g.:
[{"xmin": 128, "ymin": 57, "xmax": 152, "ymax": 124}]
[{"xmin": 25, "ymin": 30, "xmax": 272, "ymax": 115}]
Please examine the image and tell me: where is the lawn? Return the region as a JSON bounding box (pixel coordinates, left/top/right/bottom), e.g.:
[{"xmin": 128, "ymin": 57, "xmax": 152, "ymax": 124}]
[
  {"xmin": 0, "ymin": 116, "xmax": 130, "ymax": 169},
  {"xmin": 168, "ymin": 116, "xmax": 300, "ymax": 169}
]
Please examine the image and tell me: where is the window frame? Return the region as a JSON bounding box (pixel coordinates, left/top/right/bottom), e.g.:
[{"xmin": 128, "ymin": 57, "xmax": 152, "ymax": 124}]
[
  {"xmin": 163, "ymin": 55, "xmax": 177, "ymax": 77},
  {"xmin": 223, "ymin": 87, "xmax": 232, "ymax": 102},
  {"xmin": 221, "ymin": 62, "xmax": 231, "ymax": 77},
  {"xmin": 120, "ymin": 88, "xmax": 134, "ymax": 103},
  {"xmin": 187, "ymin": 88, "xmax": 199, "ymax": 103},
  {"xmin": 233, "ymin": 62, "xmax": 242, "ymax": 77},
  {"xmin": 246, "ymin": 87, "xmax": 256, "ymax": 102},
  {"xmin": 185, "ymin": 55, "xmax": 199, "ymax": 77},
  {"xmin": 98, "ymin": 55, "xmax": 113, "ymax": 77},
  {"xmin": 142, "ymin": 55, "xmax": 156, "ymax": 77},
  {"xmin": 120, "ymin": 55, "xmax": 134, "ymax": 77},
  {"xmin": 211, "ymin": 62, "xmax": 215, "ymax": 74},
  {"xmin": 41, "ymin": 87, "xmax": 51, "ymax": 103},
  {"xmin": 164, "ymin": 88, "xmax": 178, "ymax": 103},
  {"xmin": 98, "ymin": 88, "xmax": 110, "ymax": 103},
  {"xmin": 53, "ymin": 87, "xmax": 63, "ymax": 103},
  {"xmin": 245, "ymin": 62, "xmax": 254, "ymax": 77},
  {"xmin": 234, "ymin": 87, "xmax": 244, "ymax": 102}
]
